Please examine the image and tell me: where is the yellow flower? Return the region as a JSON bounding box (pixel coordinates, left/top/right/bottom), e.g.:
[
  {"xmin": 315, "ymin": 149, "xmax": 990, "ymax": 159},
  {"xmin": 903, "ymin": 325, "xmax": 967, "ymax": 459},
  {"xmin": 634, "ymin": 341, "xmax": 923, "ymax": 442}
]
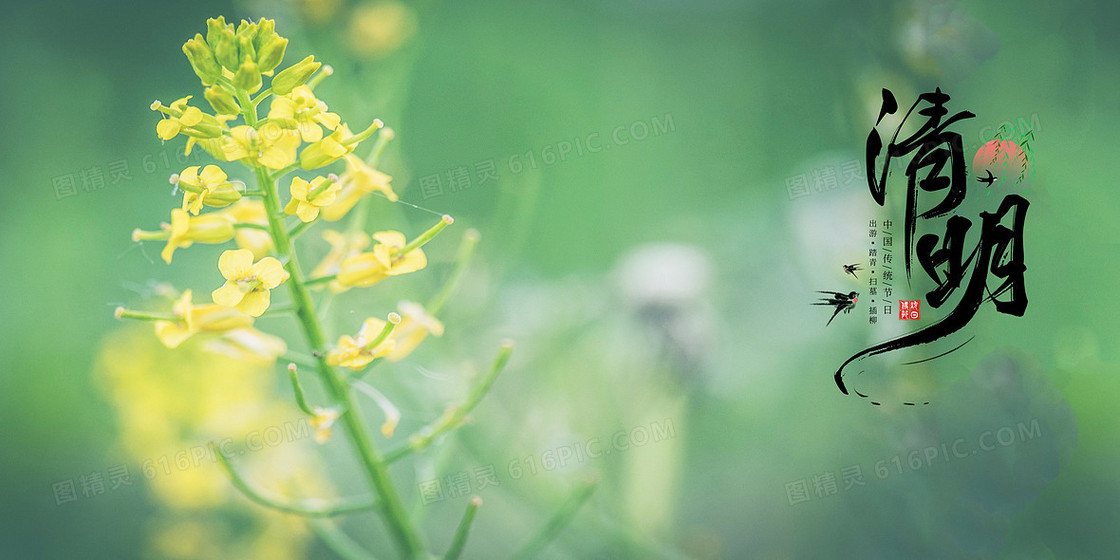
[
  {"xmin": 158, "ymin": 208, "xmax": 236, "ymax": 263},
  {"xmin": 326, "ymin": 316, "xmax": 397, "ymax": 370},
  {"xmin": 309, "ymin": 229, "xmax": 370, "ymax": 286},
  {"xmin": 221, "ymin": 123, "xmax": 301, "ymax": 170},
  {"xmin": 309, "ymin": 407, "xmax": 340, "ymax": 443},
  {"xmin": 153, "ymin": 290, "xmax": 254, "ymax": 348},
  {"xmin": 386, "ymin": 300, "xmax": 444, "ymax": 361},
  {"xmin": 284, "ymin": 176, "xmax": 340, "ymax": 222},
  {"xmin": 202, "ymin": 327, "xmax": 287, "ymax": 365},
  {"xmin": 155, "ymin": 96, "xmax": 204, "ymax": 140},
  {"xmin": 336, "ymin": 231, "xmax": 426, "ymax": 289},
  {"xmin": 177, "ymin": 164, "xmax": 241, "ymax": 214},
  {"xmin": 211, "ymin": 249, "xmax": 290, "ymax": 317},
  {"xmin": 299, "ymin": 124, "xmax": 356, "ymax": 169},
  {"xmin": 267, "ymin": 86, "xmax": 341, "ymax": 143},
  {"xmin": 153, "ymin": 97, "xmax": 229, "ymax": 156},
  {"xmin": 321, "ymin": 153, "xmax": 397, "ymax": 221},
  {"xmin": 217, "ymin": 199, "xmax": 274, "ymax": 258}
]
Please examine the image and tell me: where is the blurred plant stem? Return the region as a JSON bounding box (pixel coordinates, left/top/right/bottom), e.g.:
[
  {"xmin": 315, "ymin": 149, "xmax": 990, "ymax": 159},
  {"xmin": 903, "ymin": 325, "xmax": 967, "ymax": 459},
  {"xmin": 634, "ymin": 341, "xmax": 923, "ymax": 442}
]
[
  {"xmin": 510, "ymin": 481, "xmax": 598, "ymax": 560},
  {"xmin": 445, "ymin": 497, "xmax": 482, "ymax": 560},
  {"xmin": 211, "ymin": 442, "xmax": 378, "ymax": 517},
  {"xmin": 384, "ymin": 342, "xmax": 513, "ymax": 464}
]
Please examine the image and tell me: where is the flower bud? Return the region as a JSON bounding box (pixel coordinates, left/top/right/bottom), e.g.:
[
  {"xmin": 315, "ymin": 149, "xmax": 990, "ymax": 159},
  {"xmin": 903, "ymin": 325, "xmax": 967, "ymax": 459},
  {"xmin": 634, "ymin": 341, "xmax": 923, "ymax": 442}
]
[
  {"xmin": 236, "ymin": 19, "xmax": 258, "ymax": 41},
  {"xmin": 233, "ymin": 60, "xmax": 262, "ymax": 94},
  {"xmin": 182, "ymin": 34, "xmax": 222, "ymax": 85},
  {"xmin": 271, "ymin": 55, "xmax": 321, "ymax": 95},
  {"xmin": 237, "ymin": 35, "xmax": 257, "ymax": 66},
  {"xmin": 206, "ymin": 16, "xmax": 230, "ymax": 48},
  {"xmin": 206, "ymin": 185, "xmax": 243, "ymax": 208},
  {"xmin": 204, "ymin": 85, "xmax": 241, "ymax": 115},
  {"xmin": 212, "ymin": 26, "xmax": 240, "ymax": 71},
  {"xmin": 256, "ymin": 36, "xmax": 288, "ymax": 74},
  {"xmin": 253, "ymin": 19, "xmax": 277, "ymax": 52},
  {"xmin": 187, "ymin": 212, "xmax": 237, "ymax": 243}
]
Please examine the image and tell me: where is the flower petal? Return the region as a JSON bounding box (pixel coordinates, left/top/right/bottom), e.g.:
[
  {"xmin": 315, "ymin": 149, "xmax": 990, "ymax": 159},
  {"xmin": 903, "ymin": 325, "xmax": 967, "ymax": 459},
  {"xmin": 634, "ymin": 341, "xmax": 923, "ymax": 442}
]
[
  {"xmin": 156, "ymin": 118, "xmax": 181, "ymax": 140},
  {"xmin": 180, "ymin": 106, "xmax": 204, "ymax": 127},
  {"xmin": 338, "ymin": 253, "xmax": 387, "ymax": 287},
  {"xmin": 199, "ymin": 164, "xmax": 227, "ymax": 185},
  {"xmin": 253, "ymin": 258, "xmax": 290, "ymax": 288},
  {"xmin": 298, "ymin": 120, "xmax": 323, "ymax": 143},
  {"xmin": 178, "ymin": 166, "xmax": 202, "ymax": 186},
  {"xmin": 155, "ymin": 321, "xmax": 193, "ymax": 348},
  {"xmin": 289, "ymin": 177, "xmax": 309, "ymax": 200},
  {"xmin": 218, "ymin": 249, "xmax": 254, "ymax": 280},
  {"xmin": 390, "ymin": 249, "xmax": 427, "ymax": 275},
  {"xmin": 296, "ymin": 202, "xmax": 320, "ymax": 223},
  {"xmin": 238, "ymin": 290, "xmax": 271, "ymax": 317},
  {"xmin": 212, "ymin": 282, "xmax": 245, "ymax": 307},
  {"xmin": 372, "ymin": 231, "xmax": 407, "ymax": 249}
]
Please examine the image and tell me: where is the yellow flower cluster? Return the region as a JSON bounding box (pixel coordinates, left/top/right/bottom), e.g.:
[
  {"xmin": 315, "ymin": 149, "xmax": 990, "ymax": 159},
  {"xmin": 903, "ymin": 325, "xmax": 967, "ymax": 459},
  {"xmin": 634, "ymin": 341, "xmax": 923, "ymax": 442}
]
[
  {"xmin": 112, "ymin": 19, "xmax": 478, "ymax": 558},
  {"xmin": 127, "ymin": 17, "xmax": 418, "ymax": 351}
]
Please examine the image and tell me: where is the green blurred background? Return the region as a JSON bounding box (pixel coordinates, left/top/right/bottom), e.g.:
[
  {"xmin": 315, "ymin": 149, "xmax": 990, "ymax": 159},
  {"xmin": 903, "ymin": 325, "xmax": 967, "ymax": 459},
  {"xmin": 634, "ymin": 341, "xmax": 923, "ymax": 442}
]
[{"xmin": 2, "ymin": 0, "xmax": 1118, "ymax": 558}]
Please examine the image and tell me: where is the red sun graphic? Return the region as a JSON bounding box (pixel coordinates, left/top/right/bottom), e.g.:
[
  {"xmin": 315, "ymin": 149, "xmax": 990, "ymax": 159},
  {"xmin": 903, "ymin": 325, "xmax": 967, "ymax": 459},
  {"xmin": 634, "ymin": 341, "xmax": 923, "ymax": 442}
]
[{"xmin": 972, "ymin": 139, "xmax": 1028, "ymax": 186}]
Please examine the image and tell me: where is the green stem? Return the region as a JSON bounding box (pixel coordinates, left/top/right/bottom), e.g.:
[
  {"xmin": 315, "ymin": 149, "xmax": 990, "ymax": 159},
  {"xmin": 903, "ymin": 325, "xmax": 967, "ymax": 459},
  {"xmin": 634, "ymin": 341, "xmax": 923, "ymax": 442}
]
[
  {"xmin": 343, "ymin": 119, "xmax": 384, "ymax": 147},
  {"xmin": 131, "ymin": 228, "xmax": 169, "ymax": 241},
  {"xmin": 288, "ymin": 364, "xmax": 316, "ymax": 416},
  {"xmin": 272, "ymin": 162, "xmax": 301, "ymax": 180},
  {"xmin": 307, "ymin": 64, "xmax": 334, "ymax": 90},
  {"xmin": 306, "ymin": 274, "xmax": 338, "ymax": 287},
  {"xmin": 235, "ymin": 222, "xmax": 271, "ymax": 232},
  {"xmin": 310, "ymin": 520, "xmax": 379, "ymax": 560},
  {"xmin": 385, "ymin": 342, "xmax": 513, "ymax": 464},
  {"xmin": 211, "ymin": 442, "xmax": 379, "ymax": 517},
  {"xmin": 509, "ymin": 481, "xmax": 597, "ymax": 560},
  {"xmin": 345, "ymin": 127, "xmax": 394, "ymax": 237},
  {"xmin": 250, "ymin": 87, "xmax": 273, "ymax": 108},
  {"xmin": 365, "ymin": 127, "xmax": 394, "ymax": 167},
  {"xmin": 263, "ymin": 304, "xmax": 297, "ymax": 316},
  {"xmin": 427, "ymin": 229, "xmax": 479, "ymax": 316},
  {"xmin": 289, "ymin": 219, "xmax": 315, "ymax": 240},
  {"xmin": 114, "ymin": 308, "xmax": 177, "ymax": 322},
  {"xmin": 282, "ymin": 351, "xmax": 318, "ymax": 369},
  {"xmin": 445, "ymin": 497, "xmax": 481, "ymax": 560},
  {"xmin": 400, "ymin": 215, "xmax": 454, "ymax": 257},
  {"xmin": 252, "ymin": 164, "xmax": 427, "ymax": 559}
]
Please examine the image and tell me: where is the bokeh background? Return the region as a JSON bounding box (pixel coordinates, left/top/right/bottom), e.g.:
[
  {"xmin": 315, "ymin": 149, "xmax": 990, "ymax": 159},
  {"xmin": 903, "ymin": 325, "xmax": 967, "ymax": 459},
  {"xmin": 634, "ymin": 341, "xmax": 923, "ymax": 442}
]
[{"xmin": 2, "ymin": 0, "xmax": 1118, "ymax": 558}]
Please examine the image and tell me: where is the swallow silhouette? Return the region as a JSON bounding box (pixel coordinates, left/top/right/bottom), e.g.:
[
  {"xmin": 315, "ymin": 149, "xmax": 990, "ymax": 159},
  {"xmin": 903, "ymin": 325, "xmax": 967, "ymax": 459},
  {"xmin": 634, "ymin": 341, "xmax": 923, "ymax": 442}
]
[
  {"xmin": 977, "ymin": 169, "xmax": 996, "ymax": 187},
  {"xmin": 813, "ymin": 291, "xmax": 858, "ymax": 326},
  {"xmin": 842, "ymin": 263, "xmax": 861, "ymax": 279}
]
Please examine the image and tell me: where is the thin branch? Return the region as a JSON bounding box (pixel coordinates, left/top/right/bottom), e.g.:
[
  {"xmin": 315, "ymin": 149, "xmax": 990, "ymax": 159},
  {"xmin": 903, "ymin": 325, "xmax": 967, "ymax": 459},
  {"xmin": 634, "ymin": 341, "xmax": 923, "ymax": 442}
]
[
  {"xmin": 305, "ymin": 274, "xmax": 338, "ymax": 287},
  {"xmin": 385, "ymin": 342, "xmax": 513, "ymax": 464},
  {"xmin": 288, "ymin": 364, "xmax": 316, "ymax": 416},
  {"xmin": 234, "ymin": 222, "xmax": 272, "ymax": 232},
  {"xmin": 310, "ymin": 520, "xmax": 379, "ymax": 560},
  {"xmin": 210, "ymin": 442, "xmax": 379, "ymax": 517},
  {"xmin": 427, "ymin": 229, "xmax": 480, "ymax": 316},
  {"xmin": 445, "ymin": 496, "xmax": 482, "ymax": 560},
  {"xmin": 509, "ymin": 481, "xmax": 597, "ymax": 560},
  {"xmin": 289, "ymin": 219, "xmax": 315, "ymax": 240},
  {"xmin": 282, "ymin": 351, "xmax": 318, "ymax": 370}
]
